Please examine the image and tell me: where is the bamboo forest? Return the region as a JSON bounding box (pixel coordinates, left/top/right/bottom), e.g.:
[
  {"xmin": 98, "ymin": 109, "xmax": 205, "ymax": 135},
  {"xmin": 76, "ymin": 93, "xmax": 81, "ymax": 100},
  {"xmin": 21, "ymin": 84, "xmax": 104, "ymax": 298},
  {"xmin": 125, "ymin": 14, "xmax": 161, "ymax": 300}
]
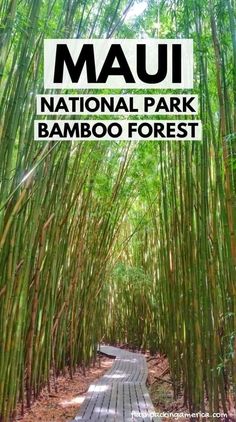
[{"xmin": 0, "ymin": 0, "xmax": 235, "ymax": 421}]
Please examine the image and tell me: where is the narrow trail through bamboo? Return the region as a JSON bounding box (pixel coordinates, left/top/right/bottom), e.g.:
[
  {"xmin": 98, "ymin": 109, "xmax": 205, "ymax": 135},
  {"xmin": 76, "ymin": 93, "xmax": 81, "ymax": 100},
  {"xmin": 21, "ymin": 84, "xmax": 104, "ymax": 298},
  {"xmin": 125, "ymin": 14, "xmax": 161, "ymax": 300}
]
[{"xmin": 72, "ymin": 345, "xmax": 160, "ymax": 421}]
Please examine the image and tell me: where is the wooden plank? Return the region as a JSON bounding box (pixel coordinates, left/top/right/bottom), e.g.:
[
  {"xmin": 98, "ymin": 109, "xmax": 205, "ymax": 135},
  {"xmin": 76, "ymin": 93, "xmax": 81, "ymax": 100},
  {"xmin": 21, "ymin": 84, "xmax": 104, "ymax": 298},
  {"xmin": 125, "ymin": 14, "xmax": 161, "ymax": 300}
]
[
  {"xmin": 129, "ymin": 383, "xmax": 141, "ymax": 420},
  {"xmin": 116, "ymin": 381, "xmax": 124, "ymax": 420},
  {"xmin": 123, "ymin": 383, "xmax": 131, "ymax": 421},
  {"xmin": 108, "ymin": 381, "xmax": 118, "ymax": 417}
]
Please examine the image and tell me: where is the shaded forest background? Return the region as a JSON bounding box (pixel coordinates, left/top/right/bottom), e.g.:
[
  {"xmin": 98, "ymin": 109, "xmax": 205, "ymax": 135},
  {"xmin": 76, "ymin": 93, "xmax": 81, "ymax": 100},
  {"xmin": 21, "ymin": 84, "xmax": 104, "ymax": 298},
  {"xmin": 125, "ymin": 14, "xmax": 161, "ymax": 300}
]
[{"xmin": 0, "ymin": 0, "xmax": 235, "ymax": 420}]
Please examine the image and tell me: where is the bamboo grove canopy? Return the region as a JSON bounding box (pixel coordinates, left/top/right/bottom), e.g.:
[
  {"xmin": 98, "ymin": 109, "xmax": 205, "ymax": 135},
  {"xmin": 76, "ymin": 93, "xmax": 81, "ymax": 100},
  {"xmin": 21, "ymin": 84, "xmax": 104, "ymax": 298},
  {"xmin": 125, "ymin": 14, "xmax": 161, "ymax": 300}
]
[{"xmin": 0, "ymin": 0, "xmax": 236, "ymax": 420}]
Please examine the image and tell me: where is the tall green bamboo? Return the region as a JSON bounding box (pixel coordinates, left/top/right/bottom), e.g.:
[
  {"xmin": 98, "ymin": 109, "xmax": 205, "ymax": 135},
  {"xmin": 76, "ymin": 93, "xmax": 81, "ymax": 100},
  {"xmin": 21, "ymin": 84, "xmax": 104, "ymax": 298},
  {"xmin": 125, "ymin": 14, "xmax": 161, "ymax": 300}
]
[{"xmin": 0, "ymin": 0, "xmax": 235, "ymax": 421}]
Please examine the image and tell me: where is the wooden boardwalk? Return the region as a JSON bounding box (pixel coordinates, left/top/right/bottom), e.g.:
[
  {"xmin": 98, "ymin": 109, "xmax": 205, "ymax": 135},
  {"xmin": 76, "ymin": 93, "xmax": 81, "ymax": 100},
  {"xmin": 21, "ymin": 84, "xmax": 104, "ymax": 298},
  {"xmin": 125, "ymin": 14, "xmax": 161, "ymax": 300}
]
[{"xmin": 72, "ymin": 345, "xmax": 160, "ymax": 422}]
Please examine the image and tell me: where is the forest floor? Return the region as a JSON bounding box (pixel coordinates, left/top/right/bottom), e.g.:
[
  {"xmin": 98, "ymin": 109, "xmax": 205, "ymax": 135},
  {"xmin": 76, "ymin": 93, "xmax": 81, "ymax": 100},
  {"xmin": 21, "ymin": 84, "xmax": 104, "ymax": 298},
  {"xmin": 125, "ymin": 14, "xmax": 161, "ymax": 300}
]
[
  {"xmin": 147, "ymin": 354, "xmax": 236, "ymax": 422},
  {"xmin": 16, "ymin": 356, "xmax": 114, "ymax": 422},
  {"xmin": 147, "ymin": 354, "xmax": 190, "ymax": 421},
  {"xmin": 16, "ymin": 351, "xmax": 184, "ymax": 422},
  {"xmin": 15, "ymin": 349, "xmax": 235, "ymax": 422}
]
